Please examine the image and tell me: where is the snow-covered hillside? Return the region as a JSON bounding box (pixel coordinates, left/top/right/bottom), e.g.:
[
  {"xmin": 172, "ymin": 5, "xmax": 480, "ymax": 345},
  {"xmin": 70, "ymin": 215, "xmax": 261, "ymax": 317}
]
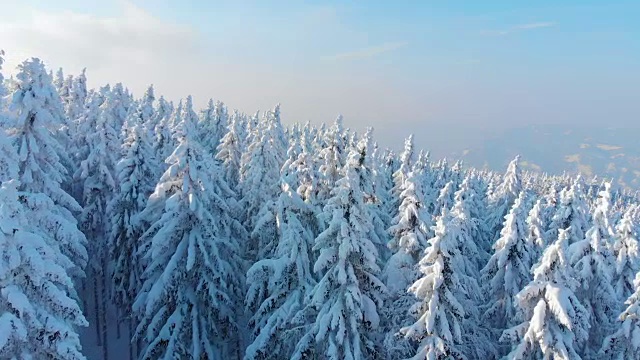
[
  {"xmin": 1, "ymin": 55, "xmax": 640, "ymax": 360},
  {"xmin": 455, "ymin": 124, "xmax": 640, "ymax": 189}
]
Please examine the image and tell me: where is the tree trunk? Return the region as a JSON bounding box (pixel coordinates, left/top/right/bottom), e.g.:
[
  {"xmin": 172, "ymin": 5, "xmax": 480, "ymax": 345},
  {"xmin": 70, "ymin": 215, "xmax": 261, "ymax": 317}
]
[
  {"xmin": 116, "ymin": 307, "xmax": 121, "ymax": 339},
  {"xmin": 93, "ymin": 273, "xmax": 102, "ymax": 348},
  {"xmin": 82, "ymin": 278, "xmax": 88, "ymax": 313},
  {"xmin": 101, "ymin": 263, "xmax": 109, "ymax": 360},
  {"xmin": 129, "ymin": 317, "xmax": 134, "ymax": 360}
]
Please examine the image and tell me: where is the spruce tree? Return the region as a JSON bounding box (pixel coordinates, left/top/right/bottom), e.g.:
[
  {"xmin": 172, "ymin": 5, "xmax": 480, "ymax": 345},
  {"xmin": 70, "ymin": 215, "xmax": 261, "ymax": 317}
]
[
  {"xmin": 106, "ymin": 122, "xmax": 155, "ymax": 357},
  {"xmin": 133, "ymin": 96, "xmax": 245, "ymax": 359},
  {"xmin": 244, "ymin": 178, "xmax": 317, "ymax": 359},
  {"xmin": 293, "ymin": 148, "xmax": 386, "ymax": 360},
  {"xmin": 487, "ymin": 156, "xmax": 522, "ymax": 244},
  {"xmin": 482, "ymin": 192, "xmax": 535, "ymax": 353},
  {"xmin": 612, "ymin": 206, "xmax": 640, "ymax": 300},
  {"xmin": 0, "ymin": 180, "xmax": 88, "ymax": 359},
  {"xmin": 400, "ymin": 207, "xmax": 474, "ymax": 360},
  {"xmin": 8, "ymin": 58, "xmax": 88, "ymax": 277},
  {"xmin": 216, "ymin": 110, "xmax": 244, "ymax": 188},
  {"xmin": 502, "ymin": 228, "xmax": 589, "ymax": 360},
  {"xmin": 569, "ymin": 182, "xmax": 618, "ymax": 354},
  {"xmin": 600, "ymin": 272, "xmax": 640, "ymax": 359}
]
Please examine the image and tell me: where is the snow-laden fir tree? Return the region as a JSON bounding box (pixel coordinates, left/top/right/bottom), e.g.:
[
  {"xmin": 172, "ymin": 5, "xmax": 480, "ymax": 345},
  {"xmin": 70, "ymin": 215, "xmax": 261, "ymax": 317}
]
[
  {"xmin": 449, "ymin": 178, "xmax": 496, "ymax": 359},
  {"xmin": 106, "ymin": 122, "xmax": 156, "ymax": 357},
  {"xmin": 71, "ymin": 88, "xmax": 105, "ymax": 200},
  {"xmin": 124, "ymin": 84, "xmax": 155, "ymax": 140},
  {"xmin": 381, "ymin": 150, "xmax": 432, "ymax": 359},
  {"xmin": 384, "ymin": 154, "xmax": 431, "ymax": 292},
  {"xmin": 433, "ymin": 180, "xmax": 455, "ymax": 218},
  {"xmin": 390, "ymin": 134, "xmax": 416, "ymax": 214},
  {"xmin": 0, "ymin": 50, "xmax": 5, "ymax": 107},
  {"xmin": 569, "ymin": 182, "xmax": 619, "ymax": 354},
  {"xmin": 151, "ymin": 95, "xmax": 175, "ymax": 170},
  {"xmin": 547, "ymin": 178, "xmax": 590, "ymax": 246},
  {"xmin": 199, "ymin": 98, "xmax": 228, "ymax": 153},
  {"xmin": 78, "ymin": 88, "xmax": 119, "ymax": 244},
  {"xmin": 612, "ymin": 206, "xmax": 639, "ymax": 300},
  {"xmin": 66, "ymin": 68, "xmax": 88, "ymax": 126},
  {"xmin": 352, "ymin": 129, "xmax": 390, "ymax": 263},
  {"xmin": 487, "ymin": 155, "xmax": 522, "ymax": 244},
  {"xmin": 216, "ymin": 110, "xmax": 245, "ymax": 188},
  {"xmin": 370, "ymin": 143, "xmax": 396, "ymax": 245},
  {"xmin": 292, "ymin": 147, "xmax": 386, "ymax": 360},
  {"xmin": 0, "ymin": 130, "xmax": 17, "ymax": 183},
  {"xmin": 0, "ymin": 180, "xmax": 89, "ymax": 360},
  {"xmin": 461, "ymin": 173, "xmax": 491, "ymax": 254},
  {"xmin": 316, "ymin": 116, "xmax": 348, "ymax": 206},
  {"xmin": 240, "ymin": 105, "xmax": 287, "ymax": 260},
  {"xmin": 526, "ymin": 199, "xmax": 548, "ymax": 262},
  {"xmin": 9, "ymin": 58, "xmax": 75, "ymax": 203},
  {"xmin": 502, "ymin": 228, "xmax": 589, "ymax": 360},
  {"xmin": 77, "ymin": 82, "xmax": 123, "ymax": 359},
  {"xmin": 243, "ymin": 178, "xmax": 317, "ymax": 359},
  {"xmin": 133, "ymin": 96, "xmax": 246, "ymax": 359},
  {"xmin": 61, "ymin": 69, "xmax": 87, "ymax": 165},
  {"xmin": 600, "ymin": 272, "xmax": 640, "ymax": 359},
  {"xmin": 451, "ymin": 175, "xmax": 487, "ymax": 274},
  {"xmin": 8, "ymin": 58, "xmax": 88, "ymax": 277},
  {"xmin": 400, "ymin": 206, "xmax": 477, "ymax": 360},
  {"xmin": 53, "ymin": 68, "xmax": 66, "ymax": 94},
  {"xmin": 481, "ymin": 192, "xmax": 535, "ymax": 352},
  {"xmin": 107, "ymin": 83, "xmax": 131, "ymax": 136},
  {"xmin": 0, "ymin": 53, "xmax": 16, "ymax": 183}
]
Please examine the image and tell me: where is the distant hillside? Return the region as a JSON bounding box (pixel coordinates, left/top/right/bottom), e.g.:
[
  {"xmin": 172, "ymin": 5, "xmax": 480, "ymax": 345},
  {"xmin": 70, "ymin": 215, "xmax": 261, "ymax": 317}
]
[{"xmin": 453, "ymin": 125, "xmax": 640, "ymax": 188}]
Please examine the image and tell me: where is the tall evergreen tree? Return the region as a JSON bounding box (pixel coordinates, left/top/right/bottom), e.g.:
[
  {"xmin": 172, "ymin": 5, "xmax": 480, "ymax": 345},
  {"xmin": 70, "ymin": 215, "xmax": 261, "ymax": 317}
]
[
  {"xmin": 244, "ymin": 179, "xmax": 317, "ymax": 359},
  {"xmin": 0, "ymin": 180, "xmax": 89, "ymax": 359},
  {"xmin": 526, "ymin": 199, "xmax": 548, "ymax": 261},
  {"xmin": 600, "ymin": 272, "xmax": 640, "ymax": 359},
  {"xmin": 133, "ymin": 96, "xmax": 245, "ymax": 359},
  {"xmin": 482, "ymin": 192, "xmax": 535, "ymax": 352},
  {"xmin": 381, "ymin": 149, "xmax": 432, "ymax": 359},
  {"xmin": 293, "ymin": 148, "xmax": 386, "ymax": 360},
  {"xmin": 240, "ymin": 106, "xmax": 286, "ymax": 260},
  {"xmin": 391, "ymin": 134, "xmax": 416, "ymax": 213},
  {"xmin": 612, "ymin": 206, "xmax": 640, "ymax": 300},
  {"xmin": 8, "ymin": 58, "xmax": 88, "ymax": 277},
  {"xmin": 502, "ymin": 228, "xmax": 589, "ymax": 360},
  {"xmin": 400, "ymin": 207, "xmax": 476, "ymax": 360},
  {"xmin": 487, "ymin": 156, "xmax": 522, "ymax": 244},
  {"xmin": 106, "ymin": 122, "xmax": 156, "ymax": 357},
  {"xmin": 199, "ymin": 98, "xmax": 228, "ymax": 153},
  {"xmin": 216, "ymin": 110, "xmax": 244, "ymax": 188},
  {"xmin": 569, "ymin": 182, "xmax": 618, "ymax": 354},
  {"xmin": 547, "ymin": 179, "xmax": 590, "ymax": 246}
]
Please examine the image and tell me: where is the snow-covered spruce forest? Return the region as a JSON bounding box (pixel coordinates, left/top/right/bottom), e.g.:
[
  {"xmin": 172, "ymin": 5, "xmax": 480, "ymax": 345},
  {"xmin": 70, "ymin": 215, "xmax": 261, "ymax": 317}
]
[{"xmin": 1, "ymin": 54, "xmax": 640, "ymax": 360}]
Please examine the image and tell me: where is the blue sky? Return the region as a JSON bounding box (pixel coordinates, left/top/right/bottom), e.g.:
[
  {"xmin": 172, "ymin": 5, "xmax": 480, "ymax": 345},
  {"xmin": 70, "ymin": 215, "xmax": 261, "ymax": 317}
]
[{"xmin": 0, "ymin": 0, "xmax": 638, "ymax": 155}]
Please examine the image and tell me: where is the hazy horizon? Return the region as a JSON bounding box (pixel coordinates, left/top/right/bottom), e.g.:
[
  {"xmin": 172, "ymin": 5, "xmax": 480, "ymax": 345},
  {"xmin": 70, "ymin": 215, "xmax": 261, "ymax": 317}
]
[{"xmin": 1, "ymin": 0, "xmax": 638, "ymax": 158}]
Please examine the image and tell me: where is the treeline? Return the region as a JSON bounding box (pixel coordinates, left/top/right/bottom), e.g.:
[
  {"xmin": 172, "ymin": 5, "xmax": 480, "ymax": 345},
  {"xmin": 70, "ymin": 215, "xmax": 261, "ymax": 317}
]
[{"xmin": 1, "ymin": 55, "xmax": 639, "ymax": 360}]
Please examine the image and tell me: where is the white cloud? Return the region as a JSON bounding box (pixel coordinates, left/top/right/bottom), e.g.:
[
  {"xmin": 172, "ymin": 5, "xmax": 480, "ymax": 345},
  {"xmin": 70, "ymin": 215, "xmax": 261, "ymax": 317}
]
[
  {"xmin": 482, "ymin": 21, "xmax": 556, "ymax": 36},
  {"xmin": 0, "ymin": 1, "xmax": 201, "ymax": 98},
  {"xmin": 515, "ymin": 22, "xmax": 556, "ymax": 30},
  {"xmin": 322, "ymin": 41, "xmax": 408, "ymax": 61}
]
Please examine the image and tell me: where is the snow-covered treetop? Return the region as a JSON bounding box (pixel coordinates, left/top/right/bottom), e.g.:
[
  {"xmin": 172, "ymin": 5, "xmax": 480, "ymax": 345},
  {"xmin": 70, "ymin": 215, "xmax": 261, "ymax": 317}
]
[
  {"xmin": 493, "ymin": 155, "xmax": 522, "ymax": 205},
  {"xmin": 0, "ymin": 50, "xmax": 6, "ymax": 102},
  {"xmin": 533, "ymin": 228, "xmax": 579, "ymax": 289},
  {"xmin": 9, "ymin": 58, "xmax": 67, "ymax": 132},
  {"xmin": 399, "ymin": 134, "xmax": 415, "ymax": 176}
]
